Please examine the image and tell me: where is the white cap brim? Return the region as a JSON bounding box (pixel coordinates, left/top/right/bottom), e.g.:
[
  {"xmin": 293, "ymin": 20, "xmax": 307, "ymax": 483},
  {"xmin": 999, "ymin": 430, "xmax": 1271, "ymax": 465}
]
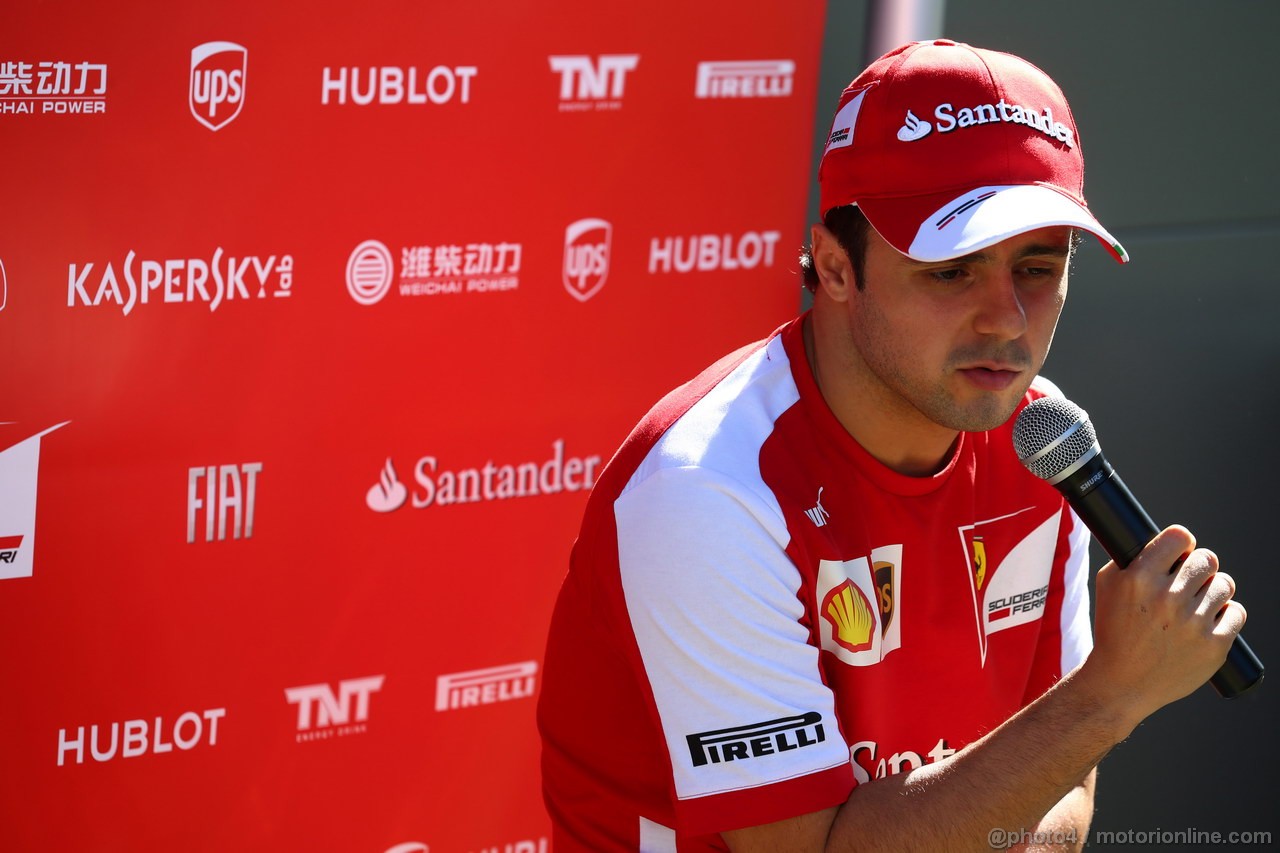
[{"xmin": 905, "ymin": 184, "xmax": 1129, "ymax": 263}]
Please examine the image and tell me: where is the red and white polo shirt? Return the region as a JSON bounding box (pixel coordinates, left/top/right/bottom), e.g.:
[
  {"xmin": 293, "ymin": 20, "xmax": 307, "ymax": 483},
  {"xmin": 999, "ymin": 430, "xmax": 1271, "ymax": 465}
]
[{"xmin": 539, "ymin": 314, "xmax": 1091, "ymax": 851}]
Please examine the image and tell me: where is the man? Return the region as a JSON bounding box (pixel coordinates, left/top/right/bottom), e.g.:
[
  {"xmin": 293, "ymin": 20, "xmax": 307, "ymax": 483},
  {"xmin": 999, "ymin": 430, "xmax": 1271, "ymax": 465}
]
[{"xmin": 537, "ymin": 40, "xmax": 1245, "ymax": 851}]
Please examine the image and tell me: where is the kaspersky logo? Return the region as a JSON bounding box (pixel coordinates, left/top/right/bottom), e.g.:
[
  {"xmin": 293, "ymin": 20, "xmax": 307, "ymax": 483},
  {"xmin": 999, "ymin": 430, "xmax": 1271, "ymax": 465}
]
[
  {"xmin": 1, "ymin": 422, "xmax": 69, "ymax": 580},
  {"xmin": 896, "ymin": 99, "xmax": 1075, "ymax": 147}
]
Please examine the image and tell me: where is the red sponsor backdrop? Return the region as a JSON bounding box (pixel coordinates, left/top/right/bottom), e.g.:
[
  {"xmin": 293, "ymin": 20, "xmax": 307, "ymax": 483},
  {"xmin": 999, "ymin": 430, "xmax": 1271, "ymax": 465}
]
[{"xmin": 0, "ymin": 1, "xmax": 827, "ymax": 850}]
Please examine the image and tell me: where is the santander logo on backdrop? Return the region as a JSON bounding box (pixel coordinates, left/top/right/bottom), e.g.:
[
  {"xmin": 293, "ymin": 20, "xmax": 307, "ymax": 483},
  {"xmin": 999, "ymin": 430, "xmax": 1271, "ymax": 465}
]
[{"xmin": 367, "ymin": 459, "xmax": 408, "ymax": 512}]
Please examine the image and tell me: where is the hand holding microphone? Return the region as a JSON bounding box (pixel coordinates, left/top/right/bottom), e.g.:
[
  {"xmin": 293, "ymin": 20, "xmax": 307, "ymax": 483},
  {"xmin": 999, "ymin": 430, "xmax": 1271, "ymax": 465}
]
[{"xmin": 1013, "ymin": 396, "xmax": 1263, "ymax": 699}]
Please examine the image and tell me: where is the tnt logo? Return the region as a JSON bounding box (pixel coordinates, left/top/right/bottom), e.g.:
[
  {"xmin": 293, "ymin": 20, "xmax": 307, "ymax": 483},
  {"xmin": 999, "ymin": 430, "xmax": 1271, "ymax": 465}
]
[
  {"xmin": 562, "ymin": 218, "xmax": 611, "ymax": 302},
  {"xmin": 190, "ymin": 41, "xmax": 247, "ymax": 131},
  {"xmin": 186, "ymin": 462, "xmax": 262, "ymax": 543},
  {"xmin": 548, "ymin": 55, "xmax": 638, "ymax": 110},
  {"xmin": 284, "ymin": 675, "xmax": 385, "ymax": 741}
]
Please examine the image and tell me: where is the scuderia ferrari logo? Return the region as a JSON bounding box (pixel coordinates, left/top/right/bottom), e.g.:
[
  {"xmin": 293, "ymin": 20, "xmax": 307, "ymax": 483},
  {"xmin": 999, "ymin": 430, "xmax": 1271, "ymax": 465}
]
[{"xmin": 959, "ymin": 507, "xmax": 1060, "ymax": 664}]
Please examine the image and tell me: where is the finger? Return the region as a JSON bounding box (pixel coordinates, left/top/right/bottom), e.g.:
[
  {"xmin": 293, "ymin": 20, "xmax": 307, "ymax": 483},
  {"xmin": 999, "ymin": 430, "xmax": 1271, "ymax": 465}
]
[
  {"xmin": 1194, "ymin": 571, "xmax": 1235, "ymax": 621},
  {"xmin": 1170, "ymin": 548, "xmax": 1218, "ymax": 597},
  {"xmin": 1130, "ymin": 525, "xmax": 1196, "ymax": 579},
  {"xmin": 1212, "ymin": 600, "xmax": 1247, "ymax": 639}
]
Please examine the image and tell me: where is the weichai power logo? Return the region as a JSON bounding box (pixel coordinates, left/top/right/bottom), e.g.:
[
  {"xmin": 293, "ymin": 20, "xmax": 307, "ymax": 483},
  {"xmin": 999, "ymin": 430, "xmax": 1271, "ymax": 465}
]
[
  {"xmin": 0, "ymin": 59, "xmax": 108, "ymax": 116},
  {"xmin": 346, "ymin": 239, "xmax": 394, "ymax": 305}
]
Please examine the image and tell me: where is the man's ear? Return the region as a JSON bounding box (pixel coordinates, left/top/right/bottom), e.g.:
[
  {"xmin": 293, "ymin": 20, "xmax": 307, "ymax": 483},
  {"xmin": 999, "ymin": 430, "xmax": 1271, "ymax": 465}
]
[{"xmin": 810, "ymin": 223, "xmax": 857, "ymax": 302}]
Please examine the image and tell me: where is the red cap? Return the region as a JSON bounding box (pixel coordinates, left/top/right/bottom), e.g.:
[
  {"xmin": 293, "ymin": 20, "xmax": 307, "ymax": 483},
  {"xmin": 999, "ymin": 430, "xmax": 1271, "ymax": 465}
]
[{"xmin": 819, "ymin": 40, "xmax": 1128, "ymax": 263}]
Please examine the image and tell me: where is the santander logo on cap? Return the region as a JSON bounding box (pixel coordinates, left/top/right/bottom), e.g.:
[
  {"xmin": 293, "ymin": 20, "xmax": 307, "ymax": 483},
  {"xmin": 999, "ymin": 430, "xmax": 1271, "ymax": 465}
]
[
  {"xmin": 896, "ymin": 98, "xmax": 1075, "ymax": 147},
  {"xmin": 896, "ymin": 110, "xmax": 931, "ymax": 141}
]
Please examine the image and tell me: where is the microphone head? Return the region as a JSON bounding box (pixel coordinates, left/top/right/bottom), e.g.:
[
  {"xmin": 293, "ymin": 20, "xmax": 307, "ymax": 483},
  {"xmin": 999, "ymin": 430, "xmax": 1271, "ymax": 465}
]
[{"xmin": 1013, "ymin": 396, "xmax": 1100, "ymax": 483}]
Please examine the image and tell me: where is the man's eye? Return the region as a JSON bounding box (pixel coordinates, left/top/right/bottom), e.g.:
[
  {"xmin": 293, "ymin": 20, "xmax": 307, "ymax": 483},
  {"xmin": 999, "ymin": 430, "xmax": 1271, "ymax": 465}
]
[{"xmin": 932, "ymin": 268, "xmax": 963, "ymax": 281}]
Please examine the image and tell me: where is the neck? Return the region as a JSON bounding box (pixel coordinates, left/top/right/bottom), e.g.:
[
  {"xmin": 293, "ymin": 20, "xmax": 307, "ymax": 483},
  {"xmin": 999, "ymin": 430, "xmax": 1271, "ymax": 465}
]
[{"xmin": 803, "ymin": 311, "xmax": 959, "ymax": 477}]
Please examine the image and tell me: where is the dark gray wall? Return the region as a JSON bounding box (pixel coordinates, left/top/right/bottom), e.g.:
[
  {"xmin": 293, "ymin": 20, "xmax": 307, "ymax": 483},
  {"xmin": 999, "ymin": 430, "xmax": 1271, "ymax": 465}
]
[{"xmin": 807, "ymin": 1, "xmax": 1278, "ymax": 846}]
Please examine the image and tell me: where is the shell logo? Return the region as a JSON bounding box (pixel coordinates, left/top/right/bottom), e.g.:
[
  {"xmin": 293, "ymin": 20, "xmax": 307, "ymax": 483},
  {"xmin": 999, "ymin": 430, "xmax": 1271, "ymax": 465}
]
[{"xmin": 823, "ymin": 579, "xmax": 875, "ymax": 653}]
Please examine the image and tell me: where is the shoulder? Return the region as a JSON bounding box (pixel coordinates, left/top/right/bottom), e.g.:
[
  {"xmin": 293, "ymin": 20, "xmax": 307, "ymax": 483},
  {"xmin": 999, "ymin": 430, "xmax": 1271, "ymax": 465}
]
[{"xmin": 612, "ymin": 322, "xmax": 803, "ymax": 493}]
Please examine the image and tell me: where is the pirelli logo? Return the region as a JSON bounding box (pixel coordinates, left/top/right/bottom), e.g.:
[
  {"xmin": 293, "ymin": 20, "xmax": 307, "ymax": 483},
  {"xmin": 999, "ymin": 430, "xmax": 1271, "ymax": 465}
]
[
  {"xmin": 686, "ymin": 711, "xmax": 825, "ymax": 767},
  {"xmin": 434, "ymin": 661, "xmax": 537, "ymax": 712}
]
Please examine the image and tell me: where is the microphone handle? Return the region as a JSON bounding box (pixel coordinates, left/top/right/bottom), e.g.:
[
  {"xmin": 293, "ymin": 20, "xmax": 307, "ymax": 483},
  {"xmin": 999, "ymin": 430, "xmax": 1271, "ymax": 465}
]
[{"xmin": 1067, "ymin": 461, "xmax": 1264, "ymax": 698}]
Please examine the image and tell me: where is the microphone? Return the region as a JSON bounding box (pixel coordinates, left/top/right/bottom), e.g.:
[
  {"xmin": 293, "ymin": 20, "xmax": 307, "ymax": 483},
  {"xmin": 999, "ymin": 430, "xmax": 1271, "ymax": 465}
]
[{"xmin": 1013, "ymin": 396, "xmax": 1264, "ymax": 698}]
